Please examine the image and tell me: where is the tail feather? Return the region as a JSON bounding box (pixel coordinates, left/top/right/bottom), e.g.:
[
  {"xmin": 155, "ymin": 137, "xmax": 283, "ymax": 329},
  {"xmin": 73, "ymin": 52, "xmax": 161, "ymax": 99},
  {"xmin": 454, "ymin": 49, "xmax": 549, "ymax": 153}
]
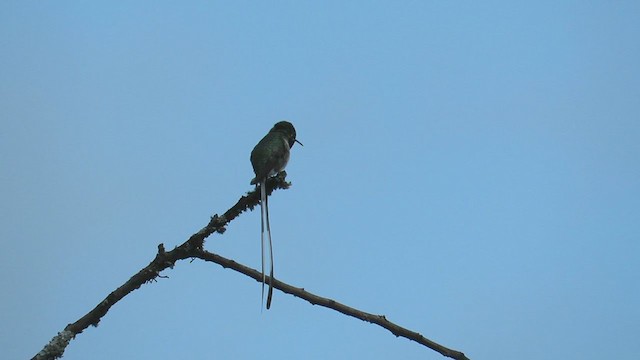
[
  {"xmin": 260, "ymin": 182, "xmax": 266, "ymax": 309},
  {"xmin": 265, "ymin": 190, "xmax": 274, "ymax": 309}
]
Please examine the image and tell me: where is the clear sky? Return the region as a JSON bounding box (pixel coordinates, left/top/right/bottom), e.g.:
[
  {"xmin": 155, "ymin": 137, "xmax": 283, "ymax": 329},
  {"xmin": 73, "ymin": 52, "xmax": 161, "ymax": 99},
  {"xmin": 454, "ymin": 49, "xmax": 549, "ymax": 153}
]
[{"xmin": 2, "ymin": 2, "xmax": 639, "ymax": 359}]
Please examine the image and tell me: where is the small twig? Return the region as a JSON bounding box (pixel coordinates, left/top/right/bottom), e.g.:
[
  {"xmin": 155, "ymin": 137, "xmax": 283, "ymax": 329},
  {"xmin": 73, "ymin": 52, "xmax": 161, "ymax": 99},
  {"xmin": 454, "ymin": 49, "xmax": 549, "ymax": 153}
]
[{"xmin": 193, "ymin": 249, "xmax": 470, "ymax": 360}]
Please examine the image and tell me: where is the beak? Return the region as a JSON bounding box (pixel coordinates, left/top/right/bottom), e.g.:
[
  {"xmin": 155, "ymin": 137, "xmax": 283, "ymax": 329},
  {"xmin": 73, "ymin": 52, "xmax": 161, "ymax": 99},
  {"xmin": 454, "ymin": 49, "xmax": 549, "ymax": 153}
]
[{"xmin": 295, "ymin": 139, "xmax": 304, "ymax": 146}]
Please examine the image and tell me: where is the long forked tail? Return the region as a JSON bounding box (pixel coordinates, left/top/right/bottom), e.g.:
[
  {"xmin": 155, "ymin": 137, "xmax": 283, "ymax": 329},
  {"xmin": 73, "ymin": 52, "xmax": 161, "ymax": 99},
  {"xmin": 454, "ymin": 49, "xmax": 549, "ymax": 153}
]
[
  {"xmin": 260, "ymin": 181, "xmax": 267, "ymax": 309},
  {"xmin": 265, "ymin": 188, "xmax": 274, "ymax": 309}
]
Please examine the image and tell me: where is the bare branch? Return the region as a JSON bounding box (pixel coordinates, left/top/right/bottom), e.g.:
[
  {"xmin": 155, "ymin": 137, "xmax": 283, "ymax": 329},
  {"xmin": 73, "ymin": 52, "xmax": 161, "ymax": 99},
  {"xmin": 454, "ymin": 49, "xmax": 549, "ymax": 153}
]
[
  {"xmin": 194, "ymin": 250, "xmax": 470, "ymax": 360},
  {"xmin": 32, "ymin": 174, "xmax": 289, "ymax": 360},
  {"xmin": 32, "ymin": 173, "xmax": 469, "ymax": 360}
]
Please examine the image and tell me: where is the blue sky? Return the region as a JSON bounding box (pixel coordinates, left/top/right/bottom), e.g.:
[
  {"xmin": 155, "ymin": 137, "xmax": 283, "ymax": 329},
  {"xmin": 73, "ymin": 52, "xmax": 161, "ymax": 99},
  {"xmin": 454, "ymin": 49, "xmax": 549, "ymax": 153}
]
[{"xmin": 1, "ymin": 2, "xmax": 639, "ymax": 359}]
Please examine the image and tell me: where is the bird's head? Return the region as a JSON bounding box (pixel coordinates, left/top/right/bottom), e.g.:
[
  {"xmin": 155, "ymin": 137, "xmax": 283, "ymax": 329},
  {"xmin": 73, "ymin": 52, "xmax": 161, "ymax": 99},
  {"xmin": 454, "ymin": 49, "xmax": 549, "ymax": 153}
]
[{"xmin": 271, "ymin": 121, "xmax": 303, "ymax": 148}]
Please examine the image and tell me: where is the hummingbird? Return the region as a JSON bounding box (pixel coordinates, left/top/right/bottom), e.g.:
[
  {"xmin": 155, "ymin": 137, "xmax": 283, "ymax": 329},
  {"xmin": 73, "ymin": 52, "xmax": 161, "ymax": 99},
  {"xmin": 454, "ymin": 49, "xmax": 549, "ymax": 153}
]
[{"xmin": 250, "ymin": 121, "xmax": 302, "ymax": 309}]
